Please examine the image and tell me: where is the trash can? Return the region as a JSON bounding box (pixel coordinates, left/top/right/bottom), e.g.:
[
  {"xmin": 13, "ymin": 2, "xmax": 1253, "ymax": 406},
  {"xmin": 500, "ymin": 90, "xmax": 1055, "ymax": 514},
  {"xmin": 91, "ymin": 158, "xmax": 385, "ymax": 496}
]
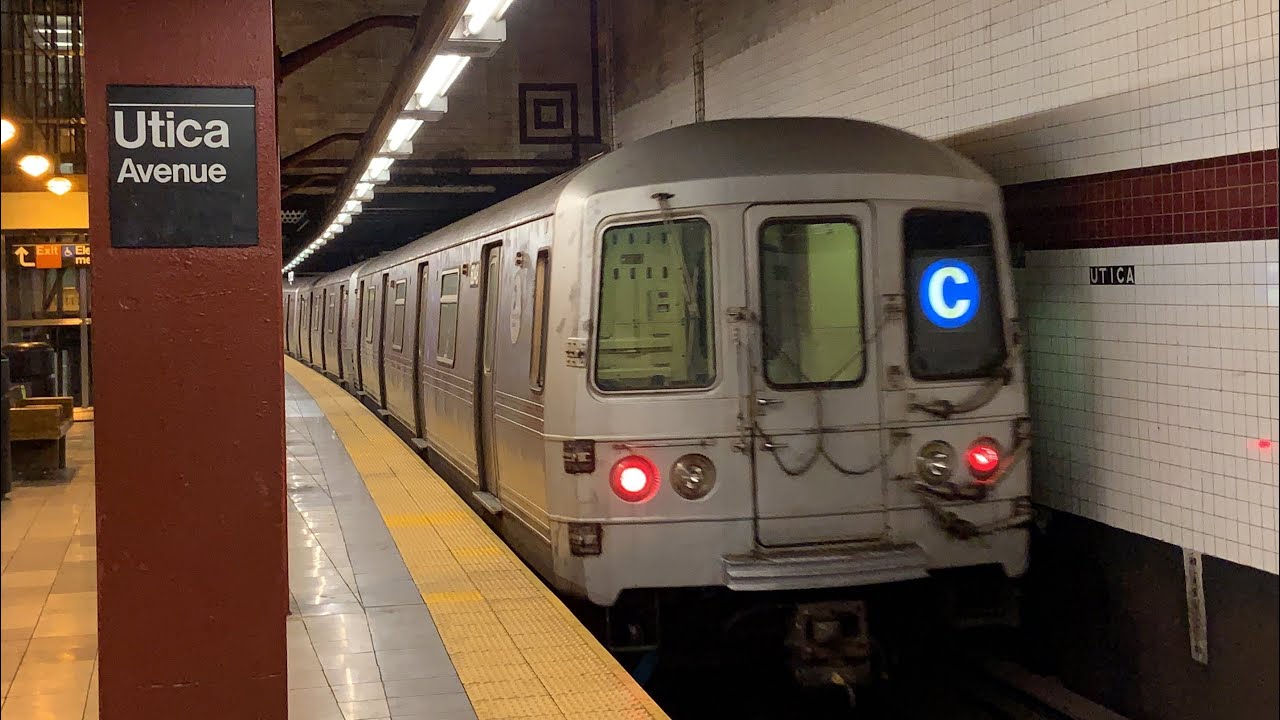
[
  {"xmin": 1, "ymin": 341, "xmax": 56, "ymax": 398},
  {"xmin": 1, "ymin": 355, "xmax": 11, "ymax": 497}
]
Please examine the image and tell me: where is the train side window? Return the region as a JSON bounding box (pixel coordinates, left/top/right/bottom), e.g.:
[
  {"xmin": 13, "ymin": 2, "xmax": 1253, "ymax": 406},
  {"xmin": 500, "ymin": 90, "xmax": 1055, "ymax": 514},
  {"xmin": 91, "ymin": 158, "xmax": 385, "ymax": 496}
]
[
  {"xmin": 363, "ymin": 287, "xmax": 377, "ymax": 343},
  {"xmin": 327, "ymin": 295, "xmax": 336, "ymax": 333},
  {"xmin": 390, "ymin": 280, "xmax": 408, "ymax": 351},
  {"xmin": 595, "ymin": 218, "xmax": 715, "ymax": 392},
  {"xmin": 759, "ymin": 218, "xmax": 865, "ymax": 388},
  {"xmin": 530, "ymin": 250, "xmax": 550, "ymax": 391},
  {"xmin": 436, "ymin": 269, "xmax": 460, "ymax": 366},
  {"xmin": 312, "ymin": 294, "xmax": 321, "ymax": 330}
]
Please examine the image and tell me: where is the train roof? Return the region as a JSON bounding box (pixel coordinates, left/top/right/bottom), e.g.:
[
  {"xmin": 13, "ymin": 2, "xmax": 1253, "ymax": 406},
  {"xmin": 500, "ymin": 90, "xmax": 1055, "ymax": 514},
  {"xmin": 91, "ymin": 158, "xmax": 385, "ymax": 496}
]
[
  {"xmin": 570, "ymin": 116, "xmax": 992, "ymax": 195},
  {"xmin": 312, "ymin": 117, "xmax": 993, "ymax": 281}
]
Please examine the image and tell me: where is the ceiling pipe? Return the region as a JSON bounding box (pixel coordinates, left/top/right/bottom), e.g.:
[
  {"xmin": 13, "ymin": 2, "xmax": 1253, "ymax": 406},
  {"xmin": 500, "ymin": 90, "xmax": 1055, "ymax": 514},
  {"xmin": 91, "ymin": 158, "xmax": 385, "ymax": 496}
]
[
  {"xmin": 278, "ymin": 15, "xmax": 419, "ymax": 79},
  {"xmin": 280, "ymin": 132, "xmax": 365, "ymax": 171}
]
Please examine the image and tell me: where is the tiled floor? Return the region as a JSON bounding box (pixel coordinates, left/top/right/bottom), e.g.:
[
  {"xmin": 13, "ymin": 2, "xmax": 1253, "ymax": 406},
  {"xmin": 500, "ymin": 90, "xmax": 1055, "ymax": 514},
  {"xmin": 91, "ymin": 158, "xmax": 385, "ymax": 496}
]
[
  {"xmin": 284, "ymin": 358, "xmax": 667, "ymax": 720},
  {"xmin": 1, "ymin": 423, "xmax": 99, "ymax": 720},
  {"xmin": 284, "ymin": 376, "xmax": 474, "ymax": 720},
  {"xmin": 0, "ymin": 379, "xmax": 474, "ymax": 720}
]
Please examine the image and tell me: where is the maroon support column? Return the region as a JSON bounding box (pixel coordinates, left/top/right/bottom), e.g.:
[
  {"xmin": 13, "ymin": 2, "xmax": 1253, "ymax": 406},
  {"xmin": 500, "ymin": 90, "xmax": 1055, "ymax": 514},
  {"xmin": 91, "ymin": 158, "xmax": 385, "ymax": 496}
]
[{"xmin": 84, "ymin": 1, "xmax": 286, "ymax": 718}]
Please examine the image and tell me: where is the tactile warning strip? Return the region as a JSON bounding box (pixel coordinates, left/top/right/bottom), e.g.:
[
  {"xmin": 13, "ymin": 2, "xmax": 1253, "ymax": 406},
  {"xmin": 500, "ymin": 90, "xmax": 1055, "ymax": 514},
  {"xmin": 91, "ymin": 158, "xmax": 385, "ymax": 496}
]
[{"xmin": 285, "ymin": 357, "xmax": 670, "ymax": 720}]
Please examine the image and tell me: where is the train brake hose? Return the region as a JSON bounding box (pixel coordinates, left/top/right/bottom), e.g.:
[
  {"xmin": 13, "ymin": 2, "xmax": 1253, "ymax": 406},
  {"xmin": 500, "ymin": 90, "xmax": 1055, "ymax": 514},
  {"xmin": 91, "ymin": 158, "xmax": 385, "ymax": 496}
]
[{"xmin": 908, "ymin": 365, "xmax": 1012, "ymax": 420}]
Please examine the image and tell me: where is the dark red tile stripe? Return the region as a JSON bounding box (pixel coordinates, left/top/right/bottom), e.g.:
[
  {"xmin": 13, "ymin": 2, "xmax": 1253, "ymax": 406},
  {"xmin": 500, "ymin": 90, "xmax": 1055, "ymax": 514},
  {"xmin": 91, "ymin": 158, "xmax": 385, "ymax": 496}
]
[{"xmin": 1004, "ymin": 149, "xmax": 1278, "ymax": 249}]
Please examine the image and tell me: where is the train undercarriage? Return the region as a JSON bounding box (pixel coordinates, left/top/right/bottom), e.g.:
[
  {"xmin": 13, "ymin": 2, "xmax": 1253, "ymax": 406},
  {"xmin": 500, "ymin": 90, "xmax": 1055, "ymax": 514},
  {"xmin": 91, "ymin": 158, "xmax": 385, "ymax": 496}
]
[{"xmin": 569, "ymin": 565, "xmax": 1023, "ymax": 709}]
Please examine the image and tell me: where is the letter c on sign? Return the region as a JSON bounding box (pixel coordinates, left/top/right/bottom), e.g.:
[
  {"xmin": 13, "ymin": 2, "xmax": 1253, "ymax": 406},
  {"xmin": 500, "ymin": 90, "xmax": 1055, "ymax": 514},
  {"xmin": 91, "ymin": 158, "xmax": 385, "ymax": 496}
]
[{"xmin": 919, "ymin": 258, "xmax": 980, "ymax": 329}]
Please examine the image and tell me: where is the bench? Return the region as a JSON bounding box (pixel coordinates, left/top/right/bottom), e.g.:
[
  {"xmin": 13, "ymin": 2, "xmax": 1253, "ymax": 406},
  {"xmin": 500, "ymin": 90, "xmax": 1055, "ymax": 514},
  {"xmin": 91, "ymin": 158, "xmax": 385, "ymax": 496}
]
[{"xmin": 8, "ymin": 394, "xmax": 74, "ymax": 473}]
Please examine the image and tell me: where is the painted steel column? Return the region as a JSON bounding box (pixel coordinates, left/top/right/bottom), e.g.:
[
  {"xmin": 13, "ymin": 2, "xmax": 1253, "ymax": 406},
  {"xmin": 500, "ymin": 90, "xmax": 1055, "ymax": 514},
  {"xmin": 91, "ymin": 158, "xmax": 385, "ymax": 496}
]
[{"xmin": 83, "ymin": 1, "xmax": 286, "ymax": 718}]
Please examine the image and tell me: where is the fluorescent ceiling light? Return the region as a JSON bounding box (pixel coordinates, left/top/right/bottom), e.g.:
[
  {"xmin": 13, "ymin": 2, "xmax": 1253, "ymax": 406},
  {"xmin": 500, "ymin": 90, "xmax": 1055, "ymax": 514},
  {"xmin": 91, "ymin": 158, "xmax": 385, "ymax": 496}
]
[
  {"xmin": 382, "ymin": 118, "xmax": 423, "ymax": 154},
  {"xmin": 360, "ymin": 156, "xmax": 395, "ymax": 183},
  {"xmin": 343, "ymin": 200, "xmax": 363, "ymax": 214},
  {"xmin": 464, "ymin": 0, "xmax": 503, "ymax": 34},
  {"xmin": 410, "ymin": 54, "xmax": 469, "ymax": 109}
]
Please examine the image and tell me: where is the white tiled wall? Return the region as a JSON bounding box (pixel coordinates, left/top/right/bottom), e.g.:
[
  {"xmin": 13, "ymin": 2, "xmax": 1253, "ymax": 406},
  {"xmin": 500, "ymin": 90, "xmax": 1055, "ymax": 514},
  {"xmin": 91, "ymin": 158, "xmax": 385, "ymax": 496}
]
[
  {"xmin": 1018, "ymin": 239, "xmax": 1280, "ymax": 573},
  {"xmin": 609, "ymin": 0, "xmax": 1280, "ymax": 573},
  {"xmin": 614, "ymin": 0, "xmax": 1280, "ymax": 185}
]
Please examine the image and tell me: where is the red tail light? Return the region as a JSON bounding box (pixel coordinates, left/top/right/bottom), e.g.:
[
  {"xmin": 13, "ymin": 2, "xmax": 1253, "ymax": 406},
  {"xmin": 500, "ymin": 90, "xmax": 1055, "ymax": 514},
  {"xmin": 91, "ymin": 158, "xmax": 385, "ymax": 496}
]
[
  {"xmin": 610, "ymin": 455, "xmax": 659, "ymax": 503},
  {"xmin": 966, "ymin": 440, "xmax": 1000, "ymax": 483}
]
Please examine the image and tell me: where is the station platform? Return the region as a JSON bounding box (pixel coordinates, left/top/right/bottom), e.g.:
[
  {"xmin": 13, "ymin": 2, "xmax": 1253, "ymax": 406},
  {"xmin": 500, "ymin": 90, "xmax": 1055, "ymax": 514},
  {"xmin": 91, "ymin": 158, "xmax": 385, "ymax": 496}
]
[
  {"xmin": 2, "ymin": 358, "xmax": 667, "ymax": 720},
  {"xmin": 281, "ymin": 357, "xmax": 668, "ymax": 720}
]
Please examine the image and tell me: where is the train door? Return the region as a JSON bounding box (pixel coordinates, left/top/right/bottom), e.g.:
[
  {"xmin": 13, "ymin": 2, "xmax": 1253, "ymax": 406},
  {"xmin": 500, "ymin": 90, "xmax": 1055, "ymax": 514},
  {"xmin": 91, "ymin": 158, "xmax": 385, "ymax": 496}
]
[
  {"xmin": 355, "ymin": 281, "xmax": 367, "ymax": 390},
  {"xmin": 377, "ymin": 273, "xmax": 389, "ymax": 406},
  {"xmin": 301, "ymin": 293, "xmax": 312, "ymax": 363},
  {"xmin": 337, "ymin": 284, "xmax": 347, "ymax": 380},
  {"xmin": 413, "ymin": 262, "xmax": 430, "ymax": 437},
  {"xmin": 319, "ymin": 288, "xmax": 329, "ymax": 369},
  {"xmin": 742, "ymin": 203, "xmax": 888, "ymax": 546},
  {"xmin": 310, "ymin": 291, "xmax": 323, "ymax": 367},
  {"xmin": 284, "ymin": 294, "xmax": 293, "ymax": 354},
  {"xmin": 475, "ymin": 243, "xmax": 502, "ymax": 497}
]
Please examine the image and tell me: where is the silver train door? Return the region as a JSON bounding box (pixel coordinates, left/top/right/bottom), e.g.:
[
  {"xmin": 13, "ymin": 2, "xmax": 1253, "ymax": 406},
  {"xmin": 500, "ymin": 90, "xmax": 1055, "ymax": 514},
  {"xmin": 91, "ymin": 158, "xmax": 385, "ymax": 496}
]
[
  {"xmin": 413, "ymin": 262, "xmax": 430, "ymax": 438},
  {"xmin": 377, "ymin": 273, "xmax": 389, "ymax": 406},
  {"xmin": 355, "ymin": 281, "xmax": 367, "ymax": 390},
  {"xmin": 476, "ymin": 243, "xmax": 502, "ymax": 501},
  {"xmin": 743, "ymin": 203, "xmax": 888, "ymax": 546},
  {"xmin": 337, "ymin": 284, "xmax": 347, "ymax": 380}
]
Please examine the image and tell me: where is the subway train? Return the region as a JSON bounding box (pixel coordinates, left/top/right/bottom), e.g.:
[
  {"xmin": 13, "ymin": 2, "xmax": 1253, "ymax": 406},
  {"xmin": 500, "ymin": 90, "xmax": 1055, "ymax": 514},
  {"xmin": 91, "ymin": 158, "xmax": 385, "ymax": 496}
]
[{"xmin": 284, "ymin": 117, "xmax": 1034, "ymax": 686}]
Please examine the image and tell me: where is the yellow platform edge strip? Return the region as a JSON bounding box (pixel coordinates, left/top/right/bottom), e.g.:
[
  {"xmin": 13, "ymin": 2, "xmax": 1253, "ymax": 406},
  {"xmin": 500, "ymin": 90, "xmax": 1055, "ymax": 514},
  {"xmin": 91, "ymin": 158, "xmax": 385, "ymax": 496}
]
[{"xmin": 285, "ymin": 357, "xmax": 670, "ymax": 720}]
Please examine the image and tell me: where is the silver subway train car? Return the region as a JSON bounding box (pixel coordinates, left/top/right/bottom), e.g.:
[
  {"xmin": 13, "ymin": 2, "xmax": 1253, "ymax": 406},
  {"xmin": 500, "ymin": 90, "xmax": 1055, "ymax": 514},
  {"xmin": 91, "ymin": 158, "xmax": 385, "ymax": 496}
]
[{"xmin": 284, "ymin": 118, "xmax": 1034, "ymax": 681}]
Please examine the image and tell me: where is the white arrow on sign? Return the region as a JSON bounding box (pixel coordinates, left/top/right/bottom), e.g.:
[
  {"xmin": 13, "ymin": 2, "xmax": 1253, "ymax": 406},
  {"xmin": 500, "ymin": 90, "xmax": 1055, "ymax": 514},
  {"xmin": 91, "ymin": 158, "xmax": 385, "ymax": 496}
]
[{"xmin": 14, "ymin": 247, "xmax": 34, "ymax": 268}]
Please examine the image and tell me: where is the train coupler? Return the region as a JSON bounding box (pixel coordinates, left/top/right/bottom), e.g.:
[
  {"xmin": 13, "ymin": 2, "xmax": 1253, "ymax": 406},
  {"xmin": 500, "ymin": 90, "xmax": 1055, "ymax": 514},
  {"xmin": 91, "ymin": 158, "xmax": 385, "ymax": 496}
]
[{"xmin": 785, "ymin": 601, "xmax": 873, "ymax": 695}]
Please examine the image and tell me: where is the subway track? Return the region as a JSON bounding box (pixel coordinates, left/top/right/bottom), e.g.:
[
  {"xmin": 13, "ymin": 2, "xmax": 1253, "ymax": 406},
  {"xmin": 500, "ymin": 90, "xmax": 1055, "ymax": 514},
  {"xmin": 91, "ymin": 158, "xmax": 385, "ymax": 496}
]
[{"xmin": 630, "ymin": 623, "xmax": 1127, "ymax": 720}]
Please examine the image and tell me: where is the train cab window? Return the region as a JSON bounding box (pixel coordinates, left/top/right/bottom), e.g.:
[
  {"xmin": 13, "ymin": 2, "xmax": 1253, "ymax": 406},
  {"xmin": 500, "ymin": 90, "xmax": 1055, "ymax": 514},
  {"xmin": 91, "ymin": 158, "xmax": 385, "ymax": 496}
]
[
  {"xmin": 759, "ymin": 219, "xmax": 865, "ymax": 388},
  {"xmin": 436, "ymin": 269, "xmax": 460, "ymax": 366},
  {"xmin": 530, "ymin": 250, "xmax": 550, "ymax": 390},
  {"xmin": 903, "ymin": 209, "xmax": 1007, "ymax": 380},
  {"xmin": 390, "ymin": 280, "xmax": 408, "ymax": 351},
  {"xmin": 595, "ymin": 218, "xmax": 715, "ymax": 392},
  {"xmin": 363, "ymin": 288, "xmax": 377, "ymax": 343}
]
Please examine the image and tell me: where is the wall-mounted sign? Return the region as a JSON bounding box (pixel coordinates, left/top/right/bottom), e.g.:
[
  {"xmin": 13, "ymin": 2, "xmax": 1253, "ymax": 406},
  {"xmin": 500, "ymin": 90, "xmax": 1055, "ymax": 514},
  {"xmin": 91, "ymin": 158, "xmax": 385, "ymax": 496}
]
[
  {"xmin": 1089, "ymin": 265, "xmax": 1136, "ymax": 285},
  {"xmin": 12, "ymin": 243, "xmax": 90, "ymax": 269},
  {"xmin": 106, "ymin": 85, "xmax": 258, "ymax": 248}
]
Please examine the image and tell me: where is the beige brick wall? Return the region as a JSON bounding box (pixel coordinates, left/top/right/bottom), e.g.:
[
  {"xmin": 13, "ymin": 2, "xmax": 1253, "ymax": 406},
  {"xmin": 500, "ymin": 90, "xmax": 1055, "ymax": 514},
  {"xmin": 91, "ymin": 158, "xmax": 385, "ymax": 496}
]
[{"xmin": 276, "ymin": 0, "xmax": 600, "ymax": 163}]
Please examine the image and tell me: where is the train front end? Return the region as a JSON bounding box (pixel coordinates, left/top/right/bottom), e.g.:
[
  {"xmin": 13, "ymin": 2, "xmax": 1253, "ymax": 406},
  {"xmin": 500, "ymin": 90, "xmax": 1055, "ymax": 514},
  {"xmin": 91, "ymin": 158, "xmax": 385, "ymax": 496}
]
[{"xmin": 541, "ymin": 119, "xmax": 1033, "ymax": 685}]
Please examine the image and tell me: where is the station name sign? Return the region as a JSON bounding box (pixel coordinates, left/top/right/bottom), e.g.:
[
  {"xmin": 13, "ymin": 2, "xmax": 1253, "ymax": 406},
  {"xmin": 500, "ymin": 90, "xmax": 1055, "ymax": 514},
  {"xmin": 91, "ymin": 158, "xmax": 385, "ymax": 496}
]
[
  {"xmin": 1089, "ymin": 265, "xmax": 1136, "ymax": 285},
  {"xmin": 106, "ymin": 85, "xmax": 258, "ymax": 248}
]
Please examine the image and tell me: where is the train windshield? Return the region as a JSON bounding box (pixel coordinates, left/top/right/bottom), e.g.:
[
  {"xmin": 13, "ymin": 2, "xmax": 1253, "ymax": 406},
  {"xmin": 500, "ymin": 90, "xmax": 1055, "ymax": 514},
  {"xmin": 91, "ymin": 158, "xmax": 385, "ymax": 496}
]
[
  {"xmin": 595, "ymin": 218, "xmax": 715, "ymax": 391},
  {"xmin": 903, "ymin": 209, "xmax": 1007, "ymax": 380}
]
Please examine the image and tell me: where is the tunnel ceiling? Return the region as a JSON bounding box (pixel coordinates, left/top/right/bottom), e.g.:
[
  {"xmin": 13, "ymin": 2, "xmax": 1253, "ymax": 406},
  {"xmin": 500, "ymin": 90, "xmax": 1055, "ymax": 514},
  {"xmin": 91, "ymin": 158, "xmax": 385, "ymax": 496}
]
[{"xmin": 272, "ymin": 0, "xmax": 604, "ymax": 274}]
